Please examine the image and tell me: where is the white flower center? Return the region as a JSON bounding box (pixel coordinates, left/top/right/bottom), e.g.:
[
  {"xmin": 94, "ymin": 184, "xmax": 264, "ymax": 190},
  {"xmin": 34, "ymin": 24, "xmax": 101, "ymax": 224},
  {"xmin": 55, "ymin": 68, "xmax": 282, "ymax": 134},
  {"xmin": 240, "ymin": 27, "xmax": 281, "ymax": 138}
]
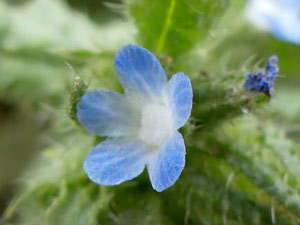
[{"xmin": 138, "ymin": 103, "xmax": 173, "ymax": 147}]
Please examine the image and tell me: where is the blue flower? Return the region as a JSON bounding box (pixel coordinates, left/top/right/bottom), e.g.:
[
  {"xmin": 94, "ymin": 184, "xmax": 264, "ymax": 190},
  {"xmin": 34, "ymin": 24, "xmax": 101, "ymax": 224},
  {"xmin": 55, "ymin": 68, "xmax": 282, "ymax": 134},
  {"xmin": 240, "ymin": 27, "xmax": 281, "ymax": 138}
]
[
  {"xmin": 77, "ymin": 45, "xmax": 193, "ymax": 192},
  {"xmin": 243, "ymin": 55, "xmax": 279, "ymax": 97},
  {"xmin": 245, "ymin": 0, "xmax": 300, "ymax": 44}
]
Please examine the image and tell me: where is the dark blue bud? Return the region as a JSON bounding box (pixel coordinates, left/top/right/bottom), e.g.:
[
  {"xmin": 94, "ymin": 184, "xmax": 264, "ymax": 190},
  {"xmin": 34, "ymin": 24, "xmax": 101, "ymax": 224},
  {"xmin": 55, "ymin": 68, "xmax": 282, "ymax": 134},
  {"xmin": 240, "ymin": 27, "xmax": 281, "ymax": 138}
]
[{"xmin": 243, "ymin": 55, "xmax": 279, "ymax": 97}]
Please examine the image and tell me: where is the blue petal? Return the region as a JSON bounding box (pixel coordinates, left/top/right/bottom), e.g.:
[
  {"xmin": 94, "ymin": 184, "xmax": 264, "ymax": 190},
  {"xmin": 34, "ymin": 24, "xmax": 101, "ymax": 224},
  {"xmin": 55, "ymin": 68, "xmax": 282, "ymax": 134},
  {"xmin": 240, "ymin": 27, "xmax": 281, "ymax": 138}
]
[
  {"xmin": 265, "ymin": 55, "xmax": 279, "ymax": 82},
  {"xmin": 77, "ymin": 90, "xmax": 139, "ymax": 137},
  {"xmin": 114, "ymin": 45, "xmax": 167, "ymax": 98},
  {"xmin": 147, "ymin": 131, "xmax": 186, "ymax": 192},
  {"xmin": 244, "ymin": 73, "xmax": 264, "ymax": 92},
  {"xmin": 84, "ymin": 138, "xmax": 151, "ymax": 185},
  {"xmin": 165, "ymin": 72, "xmax": 193, "ymax": 129}
]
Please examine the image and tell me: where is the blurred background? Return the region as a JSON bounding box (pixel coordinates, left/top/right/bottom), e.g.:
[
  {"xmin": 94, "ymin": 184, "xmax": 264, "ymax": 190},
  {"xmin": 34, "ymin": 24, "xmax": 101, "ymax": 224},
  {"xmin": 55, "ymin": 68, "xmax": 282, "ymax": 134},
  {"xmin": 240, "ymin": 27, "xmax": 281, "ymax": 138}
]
[
  {"xmin": 0, "ymin": 0, "xmax": 125, "ymax": 214},
  {"xmin": 0, "ymin": 0, "xmax": 299, "ymax": 222}
]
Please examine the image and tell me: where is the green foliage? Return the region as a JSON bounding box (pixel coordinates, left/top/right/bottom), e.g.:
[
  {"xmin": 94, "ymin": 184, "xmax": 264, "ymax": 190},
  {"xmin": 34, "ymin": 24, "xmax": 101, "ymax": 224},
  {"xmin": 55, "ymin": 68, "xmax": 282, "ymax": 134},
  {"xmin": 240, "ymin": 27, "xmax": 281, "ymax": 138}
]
[
  {"xmin": 0, "ymin": 0, "xmax": 134, "ymax": 51},
  {"xmin": 0, "ymin": 48, "xmax": 76, "ymax": 107},
  {"xmin": 45, "ymin": 180, "xmax": 112, "ymax": 225},
  {"xmin": 4, "ymin": 117, "xmax": 300, "ymax": 225},
  {"xmin": 68, "ymin": 76, "xmax": 88, "ymax": 124},
  {"xmin": 127, "ymin": 0, "xmax": 229, "ymax": 59}
]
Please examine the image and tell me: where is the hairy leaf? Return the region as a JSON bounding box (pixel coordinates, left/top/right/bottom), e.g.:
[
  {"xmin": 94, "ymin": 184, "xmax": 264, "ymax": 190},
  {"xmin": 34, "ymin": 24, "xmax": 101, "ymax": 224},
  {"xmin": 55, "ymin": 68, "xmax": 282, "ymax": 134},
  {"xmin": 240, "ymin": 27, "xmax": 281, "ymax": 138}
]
[{"xmin": 127, "ymin": 0, "xmax": 230, "ymax": 59}]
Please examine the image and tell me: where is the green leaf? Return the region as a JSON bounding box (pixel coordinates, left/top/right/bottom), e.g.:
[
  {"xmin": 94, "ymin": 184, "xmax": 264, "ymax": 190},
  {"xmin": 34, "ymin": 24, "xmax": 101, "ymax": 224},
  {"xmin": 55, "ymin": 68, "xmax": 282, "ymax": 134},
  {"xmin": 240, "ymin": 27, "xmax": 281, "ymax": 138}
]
[
  {"xmin": 46, "ymin": 180, "xmax": 112, "ymax": 225},
  {"xmin": 204, "ymin": 116, "xmax": 300, "ymax": 222},
  {"xmin": 127, "ymin": 0, "xmax": 230, "ymax": 59}
]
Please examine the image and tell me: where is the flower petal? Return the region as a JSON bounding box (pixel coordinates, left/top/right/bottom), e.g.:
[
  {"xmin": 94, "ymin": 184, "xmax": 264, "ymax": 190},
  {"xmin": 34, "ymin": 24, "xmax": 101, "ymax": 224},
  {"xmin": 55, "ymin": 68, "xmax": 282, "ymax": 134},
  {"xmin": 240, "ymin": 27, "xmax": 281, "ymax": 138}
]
[
  {"xmin": 165, "ymin": 72, "xmax": 193, "ymax": 129},
  {"xmin": 84, "ymin": 137, "xmax": 151, "ymax": 186},
  {"xmin": 114, "ymin": 45, "xmax": 167, "ymax": 98},
  {"xmin": 147, "ymin": 131, "xmax": 186, "ymax": 192},
  {"xmin": 77, "ymin": 90, "xmax": 139, "ymax": 137},
  {"xmin": 265, "ymin": 55, "xmax": 279, "ymax": 82}
]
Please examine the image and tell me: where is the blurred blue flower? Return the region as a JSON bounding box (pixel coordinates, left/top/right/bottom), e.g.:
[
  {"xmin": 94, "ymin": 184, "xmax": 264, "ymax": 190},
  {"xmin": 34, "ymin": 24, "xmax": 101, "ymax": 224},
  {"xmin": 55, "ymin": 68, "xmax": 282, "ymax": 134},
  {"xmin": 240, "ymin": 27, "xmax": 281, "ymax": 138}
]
[
  {"xmin": 246, "ymin": 0, "xmax": 300, "ymax": 44},
  {"xmin": 265, "ymin": 55, "xmax": 279, "ymax": 82},
  {"xmin": 244, "ymin": 55, "xmax": 279, "ymax": 97},
  {"xmin": 77, "ymin": 45, "xmax": 193, "ymax": 192}
]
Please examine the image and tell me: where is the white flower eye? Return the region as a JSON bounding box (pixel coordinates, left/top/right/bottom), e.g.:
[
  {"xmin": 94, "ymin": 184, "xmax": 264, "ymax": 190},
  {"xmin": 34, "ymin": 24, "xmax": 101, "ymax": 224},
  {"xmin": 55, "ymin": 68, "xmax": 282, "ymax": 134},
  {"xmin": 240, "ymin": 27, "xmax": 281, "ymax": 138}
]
[{"xmin": 138, "ymin": 103, "xmax": 173, "ymax": 147}]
